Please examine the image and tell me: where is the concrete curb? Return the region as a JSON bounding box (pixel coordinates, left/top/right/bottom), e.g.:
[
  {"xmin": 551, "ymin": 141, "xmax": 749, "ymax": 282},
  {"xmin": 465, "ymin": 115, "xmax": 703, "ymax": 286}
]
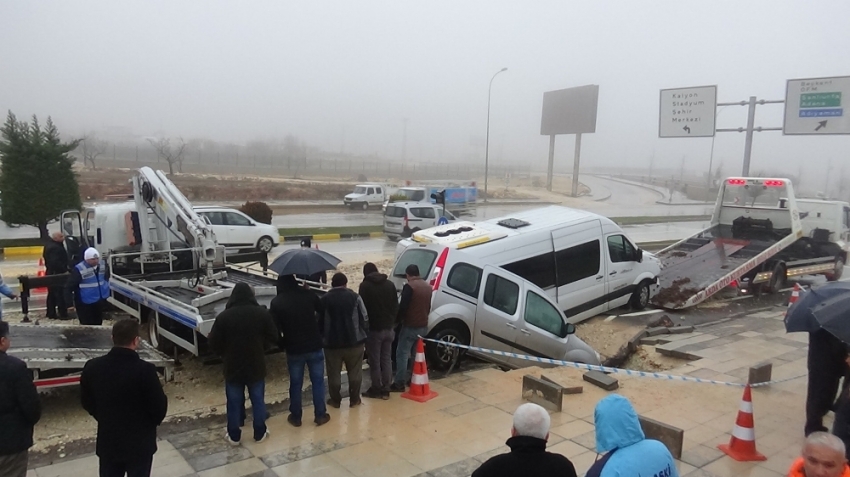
[
  {"xmin": 281, "ymin": 232, "xmax": 384, "ymax": 243},
  {"xmin": 0, "ymin": 246, "xmax": 43, "ymax": 256}
]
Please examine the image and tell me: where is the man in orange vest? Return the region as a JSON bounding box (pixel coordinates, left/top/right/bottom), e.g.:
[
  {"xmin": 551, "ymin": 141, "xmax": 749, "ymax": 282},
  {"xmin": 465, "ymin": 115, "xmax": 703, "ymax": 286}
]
[{"xmin": 789, "ymin": 432, "xmax": 850, "ymax": 477}]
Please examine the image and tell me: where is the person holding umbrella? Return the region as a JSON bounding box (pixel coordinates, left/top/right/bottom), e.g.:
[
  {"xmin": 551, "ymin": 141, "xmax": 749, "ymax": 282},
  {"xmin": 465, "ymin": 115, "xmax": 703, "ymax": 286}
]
[{"xmin": 785, "ymin": 282, "xmax": 850, "ymax": 435}]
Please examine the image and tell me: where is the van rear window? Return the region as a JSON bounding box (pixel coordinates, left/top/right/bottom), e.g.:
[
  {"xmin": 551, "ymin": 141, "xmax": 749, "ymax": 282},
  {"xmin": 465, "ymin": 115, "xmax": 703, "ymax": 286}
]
[
  {"xmin": 393, "ymin": 249, "xmax": 437, "ymax": 278},
  {"xmin": 385, "ymin": 206, "xmax": 406, "ymax": 218}
]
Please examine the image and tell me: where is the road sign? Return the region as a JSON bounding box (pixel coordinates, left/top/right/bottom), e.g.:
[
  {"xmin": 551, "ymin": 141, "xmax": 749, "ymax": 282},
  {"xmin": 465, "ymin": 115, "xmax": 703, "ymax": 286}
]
[
  {"xmin": 784, "ymin": 76, "xmax": 850, "ymax": 135},
  {"xmin": 659, "ymin": 85, "xmax": 717, "ymax": 138}
]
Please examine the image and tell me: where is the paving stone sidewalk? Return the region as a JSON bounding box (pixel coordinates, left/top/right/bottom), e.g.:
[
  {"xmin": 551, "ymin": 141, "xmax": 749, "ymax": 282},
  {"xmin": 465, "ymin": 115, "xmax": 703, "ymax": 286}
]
[{"xmin": 30, "ymin": 307, "xmax": 812, "ymax": 477}]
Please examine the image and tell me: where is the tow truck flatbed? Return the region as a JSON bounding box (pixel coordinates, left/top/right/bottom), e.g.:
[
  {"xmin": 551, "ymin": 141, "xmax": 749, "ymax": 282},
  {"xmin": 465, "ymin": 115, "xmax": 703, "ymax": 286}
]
[{"xmin": 7, "ymin": 323, "xmax": 174, "ymax": 389}]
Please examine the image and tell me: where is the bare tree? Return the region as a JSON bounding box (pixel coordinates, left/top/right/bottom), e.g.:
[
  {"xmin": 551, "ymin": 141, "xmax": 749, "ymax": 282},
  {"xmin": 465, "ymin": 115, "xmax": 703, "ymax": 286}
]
[
  {"xmin": 79, "ymin": 134, "xmax": 108, "ymax": 169},
  {"xmin": 147, "ymin": 137, "xmax": 187, "ymax": 175}
]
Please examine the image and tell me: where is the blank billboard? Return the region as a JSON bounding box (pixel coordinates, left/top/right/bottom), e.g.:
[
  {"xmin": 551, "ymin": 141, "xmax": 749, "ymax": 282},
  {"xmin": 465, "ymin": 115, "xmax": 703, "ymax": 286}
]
[{"xmin": 540, "ymin": 85, "xmax": 599, "ymax": 135}]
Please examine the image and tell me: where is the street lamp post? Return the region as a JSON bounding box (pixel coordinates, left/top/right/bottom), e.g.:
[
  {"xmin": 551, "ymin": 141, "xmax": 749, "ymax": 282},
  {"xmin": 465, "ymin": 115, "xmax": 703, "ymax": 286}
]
[{"xmin": 484, "ymin": 67, "xmax": 507, "ymax": 202}]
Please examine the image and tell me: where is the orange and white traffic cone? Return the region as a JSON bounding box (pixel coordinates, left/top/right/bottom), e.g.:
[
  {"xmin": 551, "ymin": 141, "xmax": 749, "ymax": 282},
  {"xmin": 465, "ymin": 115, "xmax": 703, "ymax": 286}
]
[
  {"xmin": 35, "ymin": 258, "xmax": 47, "ymax": 293},
  {"xmin": 402, "ymin": 338, "xmax": 439, "ymax": 403},
  {"xmin": 787, "ymin": 283, "xmax": 802, "ymax": 307},
  {"xmin": 717, "ymin": 385, "xmax": 766, "ymax": 461}
]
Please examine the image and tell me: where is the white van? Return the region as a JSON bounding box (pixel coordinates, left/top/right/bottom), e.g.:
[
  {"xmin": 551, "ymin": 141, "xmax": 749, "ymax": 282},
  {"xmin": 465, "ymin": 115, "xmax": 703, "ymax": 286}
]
[
  {"xmin": 393, "ymin": 206, "xmax": 661, "ymax": 323},
  {"xmin": 344, "ymin": 184, "xmax": 386, "ymax": 209}
]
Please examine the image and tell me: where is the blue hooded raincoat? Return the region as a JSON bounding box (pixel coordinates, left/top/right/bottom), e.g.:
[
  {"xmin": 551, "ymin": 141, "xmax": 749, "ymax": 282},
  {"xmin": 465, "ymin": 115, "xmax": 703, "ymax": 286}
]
[{"xmin": 586, "ymin": 395, "xmax": 678, "ymax": 477}]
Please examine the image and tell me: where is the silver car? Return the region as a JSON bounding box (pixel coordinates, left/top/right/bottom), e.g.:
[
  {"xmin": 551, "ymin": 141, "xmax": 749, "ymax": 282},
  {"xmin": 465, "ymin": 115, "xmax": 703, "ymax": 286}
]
[
  {"xmin": 383, "ymin": 202, "xmax": 456, "ymax": 240},
  {"xmin": 391, "ymin": 242, "xmax": 601, "ymax": 370}
]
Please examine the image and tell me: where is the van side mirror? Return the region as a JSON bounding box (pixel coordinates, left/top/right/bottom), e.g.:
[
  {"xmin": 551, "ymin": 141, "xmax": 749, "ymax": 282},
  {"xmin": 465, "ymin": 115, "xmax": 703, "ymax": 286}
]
[
  {"xmin": 563, "ymin": 322, "xmax": 576, "ymax": 336},
  {"xmin": 634, "ymin": 248, "xmax": 643, "ymax": 263}
]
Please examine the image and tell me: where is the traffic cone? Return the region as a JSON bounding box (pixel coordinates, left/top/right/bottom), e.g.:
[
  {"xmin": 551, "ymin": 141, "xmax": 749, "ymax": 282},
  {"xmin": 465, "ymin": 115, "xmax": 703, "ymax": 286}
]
[
  {"xmin": 35, "ymin": 258, "xmax": 47, "ymax": 293},
  {"xmin": 787, "ymin": 283, "xmax": 803, "ymax": 307},
  {"xmin": 402, "ymin": 338, "xmax": 439, "ymax": 403},
  {"xmin": 717, "ymin": 385, "xmax": 766, "ymax": 461}
]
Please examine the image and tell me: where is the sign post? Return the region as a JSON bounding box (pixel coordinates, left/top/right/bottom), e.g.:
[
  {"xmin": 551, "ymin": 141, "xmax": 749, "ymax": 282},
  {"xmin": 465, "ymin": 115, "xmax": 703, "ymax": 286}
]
[
  {"xmin": 783, "ymin": 76, "xmax": 850, "ymax": 135},
  {"xmin": 540, "ymin": 85, "xmax": 598, "ymax": 197}
]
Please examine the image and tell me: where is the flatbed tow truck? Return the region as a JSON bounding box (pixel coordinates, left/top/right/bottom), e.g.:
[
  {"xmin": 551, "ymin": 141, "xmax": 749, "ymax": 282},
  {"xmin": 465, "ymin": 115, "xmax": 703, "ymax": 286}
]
[
  {"xmin": 652, "ymin": 177, "xmax": 847, "ymax": 309},
  {"xmin": 16, "ymin": 167, "xmax": 287, "ymax": 364}
]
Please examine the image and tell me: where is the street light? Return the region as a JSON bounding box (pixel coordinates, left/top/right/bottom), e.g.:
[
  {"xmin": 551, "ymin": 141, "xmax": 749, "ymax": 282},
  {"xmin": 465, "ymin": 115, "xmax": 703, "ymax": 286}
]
[{"xmin": 484, "ymin": 67, "xmax": 508, "ymax": 202}]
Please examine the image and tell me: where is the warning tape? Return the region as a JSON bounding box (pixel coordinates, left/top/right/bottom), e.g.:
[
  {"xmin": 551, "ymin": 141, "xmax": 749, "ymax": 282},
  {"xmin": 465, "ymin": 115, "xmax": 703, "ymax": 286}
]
[{"xmin": 419, "ymin": 337, "xmax": 806, "ymax": 388}]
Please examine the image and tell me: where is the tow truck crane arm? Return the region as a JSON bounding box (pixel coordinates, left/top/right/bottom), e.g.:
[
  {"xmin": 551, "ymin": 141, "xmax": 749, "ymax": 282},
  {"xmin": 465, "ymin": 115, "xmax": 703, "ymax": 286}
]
[{"xmin": 131, "ymin": 167, "xmax": 218, "ymax": 279}]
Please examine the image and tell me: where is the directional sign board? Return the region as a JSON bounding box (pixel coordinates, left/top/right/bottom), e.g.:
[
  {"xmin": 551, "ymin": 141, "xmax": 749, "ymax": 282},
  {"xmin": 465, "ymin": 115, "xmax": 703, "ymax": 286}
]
[
  {"xmin": 784, "ymin": 76, "xmax": 850, "ymax": 135},
  {"xmin": 659, "ymin": 85, "xmax": 717, "ymax": 138}
]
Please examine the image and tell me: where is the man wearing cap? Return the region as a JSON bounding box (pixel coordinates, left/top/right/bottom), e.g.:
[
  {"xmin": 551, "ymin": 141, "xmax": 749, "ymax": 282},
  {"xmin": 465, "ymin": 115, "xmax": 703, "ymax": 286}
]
[{"xmin": 66, "ymin": 248, "xmax": 110, "ymax": 325}]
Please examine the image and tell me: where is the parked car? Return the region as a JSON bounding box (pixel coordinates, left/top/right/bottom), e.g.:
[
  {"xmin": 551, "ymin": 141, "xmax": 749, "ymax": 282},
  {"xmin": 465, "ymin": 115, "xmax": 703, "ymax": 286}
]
[
  {"xmin": 194, "ymin": 206, "xmax": 279, "ymax": 252},
  {"xmin": 390, "ymin": 244, "xmax": 601, "ymax": 370},
  {"xmin": 393, "ymin": 206, "xmax": 661, "ymax": 323},
  {"xmin": 383, "ymin": 202, "xmax": 456, "ymax": 240}
]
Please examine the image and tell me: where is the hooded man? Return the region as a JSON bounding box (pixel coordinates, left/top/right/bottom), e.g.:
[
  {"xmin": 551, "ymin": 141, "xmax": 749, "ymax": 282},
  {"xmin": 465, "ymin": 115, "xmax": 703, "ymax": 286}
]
[
  {"xmin": 358, "ymin": 262, "xmax": 398, "ymax": 400},
  {"xmin": 43, "ymin": 232, "xmax": 69, "ymax": 319},
  {"xmin": 270, "ymin": 274, "xmax": 330, "ymax": 427},
  {"xmin": 65, "ymin": 248, "xmax": 110, "ymax": 325},
  {"xmin": 209, "ymin": 283, "xmax": 278, "ymax": 445},
  {"xmin": 472, "ymin": 403, "xmax": 577, "ymax": 477},
  {"xmin": 585, "ymin": 395, "xmax": 678, "ymax": 477}
]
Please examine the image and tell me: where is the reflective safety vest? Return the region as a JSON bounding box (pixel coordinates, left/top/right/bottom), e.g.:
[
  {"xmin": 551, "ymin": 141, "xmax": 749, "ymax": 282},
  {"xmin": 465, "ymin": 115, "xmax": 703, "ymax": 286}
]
[{"xmin": 76, "ymin": 262, "xmax": 110, "ymax": 304}]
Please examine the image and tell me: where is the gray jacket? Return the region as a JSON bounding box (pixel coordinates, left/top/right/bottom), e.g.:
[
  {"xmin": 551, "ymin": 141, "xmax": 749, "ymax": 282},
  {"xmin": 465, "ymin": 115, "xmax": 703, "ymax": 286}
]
[{"xmin": 319, "ymin": 287, "xmax": 369, "ymax": 349}]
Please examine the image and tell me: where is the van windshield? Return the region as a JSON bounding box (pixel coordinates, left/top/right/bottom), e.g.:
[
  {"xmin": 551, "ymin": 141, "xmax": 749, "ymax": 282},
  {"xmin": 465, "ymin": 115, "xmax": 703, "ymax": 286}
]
[
  {"xmin": 399, "ymin": 188, "xmax": 426, "ymax": 202},
  {"xmin": 393, "ymin": 249, "xmax": 437, "ymax": 278},
  {"xmin": 354, "ymin": 186, "xmax": 368, "ymax": 194}
]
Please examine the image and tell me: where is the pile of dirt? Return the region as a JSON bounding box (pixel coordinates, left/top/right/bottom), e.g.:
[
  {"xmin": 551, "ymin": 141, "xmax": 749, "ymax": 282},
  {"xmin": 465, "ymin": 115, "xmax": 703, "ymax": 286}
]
[
  {"xmin": 651, "ymin": 277, "xmax": 700, "ymax": 308},
  {"xmin": 623, "ymin": 345, "xmax": 687, "ymax": 372},
  {"xmin": 575, "ymin": 317, "xmax": 645, "ymax": 361}
]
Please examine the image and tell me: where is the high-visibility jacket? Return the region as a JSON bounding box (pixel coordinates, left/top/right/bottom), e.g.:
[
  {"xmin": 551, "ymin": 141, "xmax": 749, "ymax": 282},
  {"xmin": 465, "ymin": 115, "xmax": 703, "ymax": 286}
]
[
  {"xmin": 75, "ymin": 262, "xmax": 110, "ymax": 304},
  {"xmin": 788, "ymin": 457, "xmax": 850, "ymax": 477}
]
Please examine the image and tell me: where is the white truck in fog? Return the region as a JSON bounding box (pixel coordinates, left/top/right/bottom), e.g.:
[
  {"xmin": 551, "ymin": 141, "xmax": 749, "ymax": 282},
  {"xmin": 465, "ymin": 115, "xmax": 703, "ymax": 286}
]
[{"xmin": 344, "ymin": 184, "xmax": 390, "ymax": 209}]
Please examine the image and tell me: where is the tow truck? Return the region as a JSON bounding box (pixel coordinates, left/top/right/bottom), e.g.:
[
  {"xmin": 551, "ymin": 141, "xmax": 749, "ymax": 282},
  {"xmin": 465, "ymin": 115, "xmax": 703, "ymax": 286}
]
[
  {"xmin": 19, "ymin": 167, "xmax": 281, "ymax": 357},
  {"xmin": 651, "ymin": 177, "xmax": 847, "ymax": 309}
]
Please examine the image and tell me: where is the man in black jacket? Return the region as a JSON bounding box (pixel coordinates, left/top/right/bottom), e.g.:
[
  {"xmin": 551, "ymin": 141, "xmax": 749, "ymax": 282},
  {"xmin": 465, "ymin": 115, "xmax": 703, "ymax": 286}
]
[
  {"xmin": 270, "ymin": 275, "xmax": 330, "ymax": 427},
  {"xmin": 0, "ymin": 321, "xmax": 41, "ymax": 477},
  {"xmin": 43, "ymin": 232, "xmax": 69, "ymax": 319},
  {"xmin": 80, "ymin": 319, "xmax": 168, "ymax": 477},
  {"xmin": 209, "ymin": 283, "xmax": 278, "ymax": 445},
  {"xmin": 358, "ymin": 262, "xmax": 398, "ymax": 400},
  {"xmin": 472, "ymin": 403, "xmax": 577, "ymax": 477},
  {"xmin": 319, "ymin": 273, "xmax": 369, "ymax": 408},
  {"xmin": 806, "ymin": 329, "xmax": 850, "ymax": 435}
]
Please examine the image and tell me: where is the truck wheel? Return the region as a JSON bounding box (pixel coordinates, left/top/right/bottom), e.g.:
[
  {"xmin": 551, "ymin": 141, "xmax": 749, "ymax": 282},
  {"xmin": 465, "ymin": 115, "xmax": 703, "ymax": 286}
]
[
  {"xmin": 765, "ymin": 264, "xmax": 787, "ymax": 293},
  {"xmin": 257, "ymin": 236, "xmax": 274, "ymax": 253},
  {"xmin": 828, "ymin": 257, "xmax": 845, "ymax": 282},
  {"xmin": 629, "ymin": 281, "xmax": 652, "ymax": 310},
  {"xmin": 426, "ymin": 326, "xmax": 469, "ymax": 371},
  {"xmin": 144, "ymin": 313, "xmax": 171, "ymax": 352},
  {"xmin": 361, "ymin": 202, "xmax": 369, "ymax": 210}
]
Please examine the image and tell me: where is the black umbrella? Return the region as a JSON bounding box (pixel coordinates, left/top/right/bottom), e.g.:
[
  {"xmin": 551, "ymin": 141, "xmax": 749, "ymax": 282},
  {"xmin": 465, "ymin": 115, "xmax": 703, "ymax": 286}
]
[
  {"xmin": 269, "ymin": 248, "xmax": 342, "ymax": 277},
  {"xmin": 785, "ymin": 281, "xmax": 850, "ymax": 342}
]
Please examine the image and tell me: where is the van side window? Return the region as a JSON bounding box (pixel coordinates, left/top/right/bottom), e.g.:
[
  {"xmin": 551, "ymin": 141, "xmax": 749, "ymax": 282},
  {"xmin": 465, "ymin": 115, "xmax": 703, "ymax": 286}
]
[
  {"xmin": 503, "ymin": 254, "xmax": 556, "ymax": 289},
  {"xmin": 555, "ymin": 240, "xmax": 601, "ymax": 286},
  {"xmin": 376, "ymin": 187, "xmax": 382, "ymax": 195},
  {"xmin": 447, "ymin": 263, "xmax": 482, "ymax": 298},
  {"xmin": 607, "ymin": 235, "xmax": 635, "ymax": 263},
  {"xmin": 411, "ymin": 207, "xmax": 436, "ymax": 219},
  {"xmin": 225, "ymin": 212, "xmax": 252, "ymax": 226},
  {"xmin": 483, "ymin": 275, "xmax": 519, "ymax": 315},
  {"xmin": 201, "ymin": 212, "xmax": 226, "ymax": 226},
  {"xmin": 367, "ymin": 188, "xmax": 374, "ymax": 195},
  {"xmin": 392, "ymin": 249, "xmax": 437, "ymax": 278},
  {"xmin": 525, "ymin": 291, "xmax": 565, "ymax": 337}
]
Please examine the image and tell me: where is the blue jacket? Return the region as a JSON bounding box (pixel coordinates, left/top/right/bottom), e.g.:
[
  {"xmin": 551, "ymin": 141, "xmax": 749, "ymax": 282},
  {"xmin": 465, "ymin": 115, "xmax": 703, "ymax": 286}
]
[
  {"xmin": 73, "ymin": 262, "xmax": 110, "ymax": 305},
  {"xmin": 586, "ymin": 395, "xmax": 678, "ymax": 477},
  {"xmin": 0, "ymin": 272, "xmax": 15, "ymax": 320}
]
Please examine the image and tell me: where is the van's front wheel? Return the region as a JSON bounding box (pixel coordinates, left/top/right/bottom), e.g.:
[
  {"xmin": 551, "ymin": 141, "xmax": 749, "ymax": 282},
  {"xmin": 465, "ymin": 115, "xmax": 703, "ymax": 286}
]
[
  {"xmin": 426, "ymin": 326, "xmax": 469, "ymax": 371},
  {"xmin": 629, "ymin": 281, "xmax": 652, "ymax": 310}
]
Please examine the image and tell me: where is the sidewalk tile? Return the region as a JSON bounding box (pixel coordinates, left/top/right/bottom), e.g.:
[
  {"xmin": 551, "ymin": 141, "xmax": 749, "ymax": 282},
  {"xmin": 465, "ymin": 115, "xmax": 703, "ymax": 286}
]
[
  {"xmin": 425, "ymin": 457, "xmax": 483, "ymax": 477},
  {"xmin": 548, "ymin": 438, "xmax": 592, "ymax": 458},
  {"xmin": 186, "ymin": 446, "xmax": 254, "ymax": 472},
  {"xmin": 570, "ymin": 450, "xmax": 599, "ymax": 476},
  {"xmin": 259, "ymin": 438, "xmax": 350, "ymax": 468},
  {"xmin": 196, "ymin": 457, "xmax": 268, "ymax": 477},
  {"xmin": 36, "ymin": 455, "xmax": 98, "ymax": 477},
  {"xmin": 680, "ymin": 444, "xmax": 724, "ymax": 468},
  {"xmin": 550, "ymin": 419, "xmax": 595, "ymax": 439},
  {"xmin": 271, "ymin": 455, "xmax": 353, "ymax": 477}
]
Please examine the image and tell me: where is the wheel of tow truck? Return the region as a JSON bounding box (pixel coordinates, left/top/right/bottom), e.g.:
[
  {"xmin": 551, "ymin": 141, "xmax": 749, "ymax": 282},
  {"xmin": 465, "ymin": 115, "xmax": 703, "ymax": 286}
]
[
  {"xmin": 257, "ymin": 236, "xmax": 274, "ymax": 253},
  {"xmin": 828, "ymin": 257, "xmax": 845, "ymax": 282},
  {"xmin": 426, "ymin": 327, "xmax": 469, "ymax": 371},
  {"xmin": 144, "ymin": 314, "xmax": 171, "ymax": 352},
  {"xmin": 361, "ymin": 202, "xmax": 369, "ymax": 210},
  {"xmin": 629, "ymin": 280, "xmax": 652, "ymax": 310},
  {"xmin": 765, "ymin": 264, "xmax": 787, "ymax": 293}
]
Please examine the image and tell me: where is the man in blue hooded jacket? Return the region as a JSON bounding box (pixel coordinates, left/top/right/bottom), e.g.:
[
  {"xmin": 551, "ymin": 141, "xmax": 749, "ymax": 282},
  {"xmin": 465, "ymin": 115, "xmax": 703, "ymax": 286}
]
[{"xmin": 586, "ymin": 394, "xmax": 678, "ymax": 477}]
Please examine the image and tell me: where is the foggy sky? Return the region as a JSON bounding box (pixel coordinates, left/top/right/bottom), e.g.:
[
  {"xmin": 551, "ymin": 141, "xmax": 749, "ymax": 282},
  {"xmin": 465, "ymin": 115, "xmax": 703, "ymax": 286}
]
[{"xmin": 1, "ymin": 1, "xmax": 849, "ymax": 182}]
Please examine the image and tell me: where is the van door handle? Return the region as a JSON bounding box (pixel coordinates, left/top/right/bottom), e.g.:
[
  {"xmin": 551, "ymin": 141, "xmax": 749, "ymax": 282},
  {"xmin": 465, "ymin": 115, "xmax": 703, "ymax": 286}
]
[
  {"xmin": 609, "ymin": 271, "xmax": 618, "ymax": 276},
  {"xmin": 520, "ymin": 329, "xmax": 531, "ymax": 335},
  {"xmin": 596, "ymin": 275, "xmax": 603, "ymax": 280},
  {"xmin": 506, "ymin": 323, "xmax": 516, "ymax": 329}
]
